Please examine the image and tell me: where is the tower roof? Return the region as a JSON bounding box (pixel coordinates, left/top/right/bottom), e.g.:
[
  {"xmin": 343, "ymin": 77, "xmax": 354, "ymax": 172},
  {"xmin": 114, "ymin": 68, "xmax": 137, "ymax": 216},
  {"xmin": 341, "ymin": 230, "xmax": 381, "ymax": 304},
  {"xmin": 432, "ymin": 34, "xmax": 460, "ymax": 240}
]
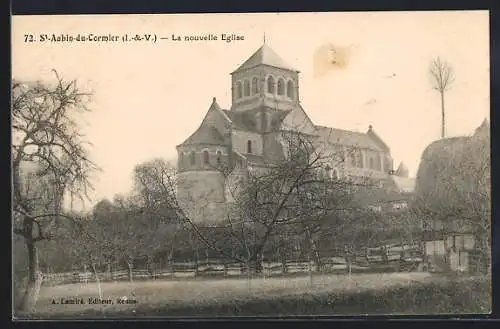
[
  {"xmin": 232, "ymin": 44, "xmax": 298, "ymax": 74},
  {"xmin": 177, "ymin": 98, "xmax": 229, "ymax": 147}
]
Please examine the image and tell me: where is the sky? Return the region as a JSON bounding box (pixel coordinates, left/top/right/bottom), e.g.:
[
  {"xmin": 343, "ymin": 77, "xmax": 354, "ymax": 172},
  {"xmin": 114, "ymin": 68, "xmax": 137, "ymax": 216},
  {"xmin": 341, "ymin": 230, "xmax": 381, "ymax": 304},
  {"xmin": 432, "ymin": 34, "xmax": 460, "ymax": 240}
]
[{"xmin": 12, "ymin": 11, "xmax": 490, "ymax": 210}]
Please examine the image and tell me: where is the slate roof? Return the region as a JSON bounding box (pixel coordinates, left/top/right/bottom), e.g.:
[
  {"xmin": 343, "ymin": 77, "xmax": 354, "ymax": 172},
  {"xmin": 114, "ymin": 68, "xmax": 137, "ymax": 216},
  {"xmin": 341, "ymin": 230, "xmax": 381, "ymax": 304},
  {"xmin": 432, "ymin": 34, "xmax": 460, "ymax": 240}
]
[
  {"xmin": 222, "ymin": 110, "xmax": 255, "ymax": 131},
  {"xmin": 222, "ymin": 109, "xmax": 291, "ymax": 132},
  {"xmin": 366, "ymin": 125, "xmax": 390, "ymax": 152},
  {"xmin": 179, "ymin": 125, "xmax": 227, "ymax": 146},
  {"xmin": 314, "ymin": 125, "xmax": 382, "ymax": 150},
  {"xmin": 232, "ymin": 44, "xmax": 298, "ymax": 73}
]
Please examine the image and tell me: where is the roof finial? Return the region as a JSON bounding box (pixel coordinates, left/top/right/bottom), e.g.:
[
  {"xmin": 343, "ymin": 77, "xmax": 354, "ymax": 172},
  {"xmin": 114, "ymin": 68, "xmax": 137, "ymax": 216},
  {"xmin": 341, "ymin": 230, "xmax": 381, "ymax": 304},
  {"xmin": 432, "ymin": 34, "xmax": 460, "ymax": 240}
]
[
  {"xmin": 212, "ymin": 97, "xmax": 216, "ymax": 103},
  {"xmin": 263, "ymin": 32, "xmax": 266, "ymax": 44}
]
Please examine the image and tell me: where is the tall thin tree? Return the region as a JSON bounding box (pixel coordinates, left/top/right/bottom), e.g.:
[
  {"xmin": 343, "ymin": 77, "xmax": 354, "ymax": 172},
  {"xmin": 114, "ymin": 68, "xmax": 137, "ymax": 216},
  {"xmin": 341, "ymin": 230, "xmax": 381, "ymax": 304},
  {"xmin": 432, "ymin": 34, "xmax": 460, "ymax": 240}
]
[{"xmin": 429, "ymin": 57, "xmax": 455, "ymax": 139}]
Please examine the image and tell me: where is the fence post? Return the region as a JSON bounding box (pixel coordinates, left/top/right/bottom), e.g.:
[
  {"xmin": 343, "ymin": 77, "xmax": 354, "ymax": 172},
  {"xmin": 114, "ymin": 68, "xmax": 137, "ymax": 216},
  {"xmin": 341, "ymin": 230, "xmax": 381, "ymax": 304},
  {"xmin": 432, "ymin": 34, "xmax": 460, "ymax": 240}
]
[
  {"xmin": 261, "ymin": 253, "xmax": 266, "ymax": 279},
  {"xmin": 83, "ymin": 264, "xmax": 88, "ymax": 285}
]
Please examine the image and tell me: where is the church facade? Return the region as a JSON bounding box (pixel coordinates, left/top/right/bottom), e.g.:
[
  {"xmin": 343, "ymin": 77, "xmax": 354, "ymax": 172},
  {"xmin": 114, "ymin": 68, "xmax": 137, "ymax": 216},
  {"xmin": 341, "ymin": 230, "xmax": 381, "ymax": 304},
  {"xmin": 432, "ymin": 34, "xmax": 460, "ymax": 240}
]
[{"xmin": 176, "ymin": 44, "xmax": 405, "ymax": 223}]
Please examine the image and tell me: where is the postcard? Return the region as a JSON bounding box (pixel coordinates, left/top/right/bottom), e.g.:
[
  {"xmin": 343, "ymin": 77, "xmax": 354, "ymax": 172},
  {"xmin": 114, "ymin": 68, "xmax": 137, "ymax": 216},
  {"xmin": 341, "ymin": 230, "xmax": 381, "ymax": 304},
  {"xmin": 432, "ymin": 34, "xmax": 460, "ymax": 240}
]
[{"xmin": 11, "ymin": 11, "xmax": 491, "ymax": 319}]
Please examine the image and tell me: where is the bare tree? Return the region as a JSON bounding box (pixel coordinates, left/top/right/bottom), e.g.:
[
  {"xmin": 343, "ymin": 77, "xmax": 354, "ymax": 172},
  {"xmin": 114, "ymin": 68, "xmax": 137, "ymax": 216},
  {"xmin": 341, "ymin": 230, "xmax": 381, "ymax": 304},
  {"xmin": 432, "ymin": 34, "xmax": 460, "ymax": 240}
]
[
  {"xmin": 140, "ymin": 127, "xmax": 373, "ymax": 282},
  {"xmin": 132, "ymin": 159, "xmax": 187, "ymax": 268},
  {"xmin": 12, "ymin": 71, "xmax": 98, "ymax": 312},
  {"xmin": 429, "ymin": 57, "xmax": 455, "ymax": 139},
  {"xmin": 70, "ymin": 216, "xmax": 109, "ymax": 298}
]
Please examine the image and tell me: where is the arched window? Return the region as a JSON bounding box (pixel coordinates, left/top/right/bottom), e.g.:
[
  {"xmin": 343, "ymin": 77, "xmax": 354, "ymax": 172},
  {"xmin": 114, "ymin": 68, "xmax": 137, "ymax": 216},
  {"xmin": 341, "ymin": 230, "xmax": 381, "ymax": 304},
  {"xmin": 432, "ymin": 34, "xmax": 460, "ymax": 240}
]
[
  {"xmin": 252, "ymin": 77, "xmax": 259, "ymax": 94},
  {"xmin": 243, "ymin": 80, "xmax": 250, "ymax": 97},
  {"xmin": 190, "ymin": 151, "xmax": 196, "ymax": 166},
  {"xmin": 247, "ymin": 140, "xmax": 252, "ymax": 154},
  {"xmin": 369, "ymin": 157, "xmax": 374, "ymax": 169},
  {"xmin": 277, "ymin": 78, "xmax": 285, "ymax": 95},
  {"xmin": 267, "ymin": 76, "xmax": 275, "ymax": 94},
  {"xmin": 236, "ymin": 81, "xmax": 242, "ymax": 99},
  {"xmin": 216, "ymin": 150, "xmax": 222, "ymax": 165},
  {"xmin": 203, "ymin": 150, "xmax": 209, "ymax": 165},
  {"xmin": 332, "ymin": 168, "xmax": 340, "ymax": 180},
  {"xmin": 287, "ymin": 80, "xmax": 294, "ymax": 98},
  {"xmin": 375, "ymin": 154, "xmax": 382, "ymax": 171}
]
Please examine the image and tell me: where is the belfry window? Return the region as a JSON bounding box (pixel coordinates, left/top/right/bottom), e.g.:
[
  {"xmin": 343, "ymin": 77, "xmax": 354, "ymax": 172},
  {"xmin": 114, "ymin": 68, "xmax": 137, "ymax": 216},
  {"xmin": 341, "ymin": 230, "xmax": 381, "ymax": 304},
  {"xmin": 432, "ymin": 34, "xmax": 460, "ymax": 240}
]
[
  {"xmin": 267, "ymin": 76, "xmax": 275, "ymax": 94},
  {"xmin": 190, "ymin": 151, "xmax": 196, "ymax": 166},
  {"xmin": 252, "ymin": 77, "xmax": 259, "ymax": 94},
  {"xmin": 203, "ymin": 150, "xmax": 209, "ymax": 165},
  {"xmin": 277, "ymin": 79, "xmax": 285, "ymax": 95},
  {"xmin": 216, "ymin": 150, "xmax": 222, "ymax": 165},
  {"xmin": 247, "ymin": 140, "xmax": 253, "ymax": 154},
  {"xmin": 287, "ymin": 80, "xmax": 294, "ymax": 98},
  {"xmin": 243, "ymin": 80, "xmax": 250, "ymax": 97}
]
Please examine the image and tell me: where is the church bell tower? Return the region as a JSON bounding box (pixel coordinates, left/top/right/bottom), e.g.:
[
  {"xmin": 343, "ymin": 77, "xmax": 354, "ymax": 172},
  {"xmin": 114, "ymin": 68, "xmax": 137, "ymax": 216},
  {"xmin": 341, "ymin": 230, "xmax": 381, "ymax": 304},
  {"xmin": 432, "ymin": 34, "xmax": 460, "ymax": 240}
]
[{"xmin": 230, "ymin": 40, "xmax": 301, "ymax": 116}]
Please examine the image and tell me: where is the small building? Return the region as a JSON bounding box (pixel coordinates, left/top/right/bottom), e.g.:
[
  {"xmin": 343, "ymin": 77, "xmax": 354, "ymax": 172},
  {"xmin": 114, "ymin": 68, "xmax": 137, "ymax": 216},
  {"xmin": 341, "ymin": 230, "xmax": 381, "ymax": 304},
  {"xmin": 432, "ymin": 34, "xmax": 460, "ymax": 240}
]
[{"xmin": 413, "ymin": 119, "xmax": 490, "ymax": 274}]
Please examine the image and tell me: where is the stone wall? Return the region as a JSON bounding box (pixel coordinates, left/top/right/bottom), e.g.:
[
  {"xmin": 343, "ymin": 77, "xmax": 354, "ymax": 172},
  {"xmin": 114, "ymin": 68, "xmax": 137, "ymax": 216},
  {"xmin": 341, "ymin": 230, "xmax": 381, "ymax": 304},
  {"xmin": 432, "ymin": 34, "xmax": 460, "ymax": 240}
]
[{"xmin": 231, "ymin": 129, "xmax": 263, "ymax": 155}]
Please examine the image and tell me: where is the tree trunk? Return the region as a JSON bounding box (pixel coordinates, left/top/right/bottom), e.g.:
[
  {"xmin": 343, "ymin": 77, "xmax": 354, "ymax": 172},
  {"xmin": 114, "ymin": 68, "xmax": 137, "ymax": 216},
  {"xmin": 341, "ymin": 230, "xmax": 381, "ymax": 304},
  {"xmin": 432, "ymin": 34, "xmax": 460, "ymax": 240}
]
[
  {"xmin": 261, "ymin": 252, "xmax": 266, "ymax": 279},
  {"xmin": 443, "ymin": 232, "xmax": 452, "ymax": 272},
  {"xmin": 313, "ymin": 247, "xmax": 322, "ymax": 272},
  {"xmin": 91, "ymin": 263, "xmax": 102, "ymax": 299},
  {"xmin": 248, "ymin": 257, "xmax": 263, "ymax": 273},
  {"xmin": 127, "ymin": 261, "xmax": 134, "ymax": 283},
  {"xmin": 308, "ymin": 252, "xmax": 313, "ymax": 286},
  {"xmin": 306, "ymin": 229, "xmax": 322, "ymax": 272},
  {"xmin": 344, "ymin": 245, "xmax": 352, "ymax": 276},
  {"xmin": 279, "ymin": 248, "xmax": 288, "ymax": 274},
  {"xmin": 347, "ymin": 257, "xmax": 352, "ymax": 277},
  {"xmin": 20, "ymin": 239, "xmax": 43, "ymax": 312},
  {"xmin": 83, "ymin": 264, "xmax": 88, "ymax": 285},
  {"xmin": 246, "ymin": 260, "xmax": 252, "ymax": 293},
  {"xmin": 146, "ymin": 256, "xmax": 155, "ymax": 280},
  {"xmin": 441, "ymin": 91, "xmax": 445, "ymax": 139},
  {"xmin": 106, "ymin": 262, "xmax": 112, "ymax": 281}
]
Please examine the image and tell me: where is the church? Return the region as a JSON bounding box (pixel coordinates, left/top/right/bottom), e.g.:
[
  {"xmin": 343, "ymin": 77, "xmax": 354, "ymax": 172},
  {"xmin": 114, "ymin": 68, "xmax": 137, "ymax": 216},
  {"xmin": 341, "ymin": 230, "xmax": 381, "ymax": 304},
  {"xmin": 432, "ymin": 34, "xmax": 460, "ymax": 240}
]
[{"xmin": 176, "ymin": 43, "xmax": 409, "ymax": 223}]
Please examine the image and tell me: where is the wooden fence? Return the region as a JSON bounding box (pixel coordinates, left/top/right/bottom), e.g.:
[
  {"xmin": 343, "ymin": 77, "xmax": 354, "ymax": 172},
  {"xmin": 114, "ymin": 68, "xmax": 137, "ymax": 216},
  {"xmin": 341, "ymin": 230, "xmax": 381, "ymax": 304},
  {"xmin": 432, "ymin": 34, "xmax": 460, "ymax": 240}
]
[{"xmin": 43, "ymin": 249, "xmax": 422, "ymax": 286}]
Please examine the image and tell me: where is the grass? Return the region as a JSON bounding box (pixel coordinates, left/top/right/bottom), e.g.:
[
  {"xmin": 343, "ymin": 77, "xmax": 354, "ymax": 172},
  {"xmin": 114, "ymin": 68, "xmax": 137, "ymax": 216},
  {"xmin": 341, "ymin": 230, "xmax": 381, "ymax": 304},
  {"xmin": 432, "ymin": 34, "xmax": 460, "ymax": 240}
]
[{"xmin": 16, "ymin": 272, "xmax": 491, "ymax": 319}]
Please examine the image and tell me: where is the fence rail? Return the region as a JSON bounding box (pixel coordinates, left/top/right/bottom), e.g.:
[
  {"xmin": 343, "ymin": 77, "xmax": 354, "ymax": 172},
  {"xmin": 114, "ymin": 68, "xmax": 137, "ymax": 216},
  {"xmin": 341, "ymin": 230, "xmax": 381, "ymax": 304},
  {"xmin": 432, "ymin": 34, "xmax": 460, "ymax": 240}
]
[{"xmin": 43, "ymin": 252, "xmax": 423, "ymax": 286}]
